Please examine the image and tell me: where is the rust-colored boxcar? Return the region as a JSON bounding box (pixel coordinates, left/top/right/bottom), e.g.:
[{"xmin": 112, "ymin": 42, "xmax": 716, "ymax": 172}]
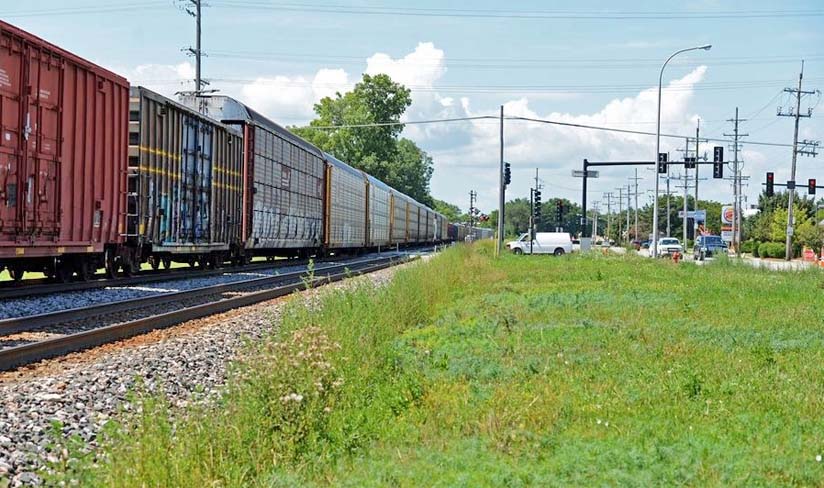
[
  {"xmin": 128, "ymin": 87, "xmax": 243, "ymax": 268},
  {"xmin": 0, "ymin": 21, "xmax": 128, "ymax": 280}
]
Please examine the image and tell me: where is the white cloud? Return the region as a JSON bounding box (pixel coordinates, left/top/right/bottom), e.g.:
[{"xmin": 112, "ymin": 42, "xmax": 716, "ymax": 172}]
[
  {"xmin": 125, "ymin": 45, "xmax": 751, "ymax": 212},
  {"xmin": 239, "ymin": 68, "xmax": 351, "ymax": 122},
  {"xmin": 425, "ymin": 67, "xmax": 710, "ymax": 209},
  {"xmin": 129, "ymin": 61, "xmax": 196, "ymax": 94}
]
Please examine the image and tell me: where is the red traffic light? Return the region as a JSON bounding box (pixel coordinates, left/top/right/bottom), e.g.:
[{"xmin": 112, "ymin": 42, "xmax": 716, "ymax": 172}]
[{"xmin": 809, "ymin": 178, "xmax": 817, "ymax": 195}]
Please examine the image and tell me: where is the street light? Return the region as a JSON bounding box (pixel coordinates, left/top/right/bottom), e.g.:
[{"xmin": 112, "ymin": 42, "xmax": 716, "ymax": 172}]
[{"xmin": 652, "ymin": 44, "xmax": 711, "ymax": 258}]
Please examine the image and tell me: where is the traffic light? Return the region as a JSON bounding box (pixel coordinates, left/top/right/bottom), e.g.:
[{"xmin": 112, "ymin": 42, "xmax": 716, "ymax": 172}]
[
  {"xmin": 809, "ymin": 178, "xmax": 817, "ymax": 195},
  {"xmin": 556, "ymin": 200, "xmax": 564, "ymax": 221},
  {"xmin": 504, "ymin": 162, "xmax": 511, "ymax": 187},
  {"xmin": 533, "ymin": 190, "xmax": 542, "ymax": 217},
  {"xmin": 766, "ymin": 172, "xmax": 774, "ymax": 197},
  {"xmin": 657, "ymin": 153, "xmax": 668, "ymax": 174},
  {"xmin": 713, "ymin": 146, "xmax": 724, "ymax": 179},
  {"xmin": 685, "ymin": 157, "xmax": 696, "ymax": 169}
]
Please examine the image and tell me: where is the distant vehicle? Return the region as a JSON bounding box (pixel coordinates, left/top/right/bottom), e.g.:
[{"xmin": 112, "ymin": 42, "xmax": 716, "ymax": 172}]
[
  {"xmin": 656, "ymin": 238, "xmax": 683, "ymax": 256},
  {"xmin": 507, "ymin": 232, "xmax": 572, "ymax": 256},
  {"xmin": 640, "ymin": 240, "xmax": 651, "ymax": 249},
  {"xmin": 693, "ymin": 235, "xmax": 728, "ymax": 260},
  {"xmin": 631, "ymin": 240, "xmax": 642, "ymax": 251}
]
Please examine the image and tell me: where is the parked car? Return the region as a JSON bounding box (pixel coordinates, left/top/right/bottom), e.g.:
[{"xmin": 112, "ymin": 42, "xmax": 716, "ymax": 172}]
[
  {"xmin": 693, "ymin": 235, "xmax": 728, "ymax": 260},
  {"xmin": 507, "ymin": 232, "xmax": 572, "ymax": 256},
  {"xmin": 640, "ymin": 240, "xmax": 651, "ymax": 249},
  {"xmin": 631, "ymin": 240, "xmax": 642, "ymax": 251},
  {"xmin": 656, "ymin": 238, "xmax": 683, "ymax": 257}
]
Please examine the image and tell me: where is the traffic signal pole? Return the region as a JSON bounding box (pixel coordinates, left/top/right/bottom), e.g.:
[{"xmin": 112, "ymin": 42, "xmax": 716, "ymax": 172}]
[{"xmin": 497, "ymin": 105, "xmax": 504, "ymax": 256}]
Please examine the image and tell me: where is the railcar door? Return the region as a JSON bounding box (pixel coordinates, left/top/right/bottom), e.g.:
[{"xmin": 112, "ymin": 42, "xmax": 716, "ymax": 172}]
[
  {"xmin": 21, "ymin": 44, "xmax": 60, "ymax": 237},
  {"xmin": 0, "ymin": 31, "xmax": 23, "ymax": 236}
]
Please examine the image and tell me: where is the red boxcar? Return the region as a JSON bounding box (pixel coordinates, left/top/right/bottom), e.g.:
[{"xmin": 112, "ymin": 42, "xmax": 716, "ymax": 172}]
[{"xmin": 0, "ymin": 21, "xmax": 129, "ymax": 280}]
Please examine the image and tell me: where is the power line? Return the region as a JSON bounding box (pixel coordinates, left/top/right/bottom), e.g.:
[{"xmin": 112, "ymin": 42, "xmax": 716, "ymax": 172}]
[
  {"xmin": 134, "ymin": 76, "xmax": 824, "ymax": 95},
  {"xmin": 0, "ymin": 1, "xmax": 168, "ymax": 17},
  {"xmin": 293, "ymin": 113, "xmax": 795, "ymax": 148},
  {"xmin": 504, "ymin": 116, "xmax": 794, "ymax": 148},
  {"xmin": 215, "ymin": 2, "xmax": 824, "ymax": 20},
  {"xmin": 298, "ymin": 116, "xmax": 497, "ymax": 129}
]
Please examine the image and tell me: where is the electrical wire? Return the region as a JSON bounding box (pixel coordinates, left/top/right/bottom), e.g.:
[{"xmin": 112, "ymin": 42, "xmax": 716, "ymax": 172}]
[
  {"xmin": 293, "ymin": 113, "xmax": 795, "ymax": 148},
  {"xmin": 214, "ymin": 2, "xmax": 824, "ymax": 20}
]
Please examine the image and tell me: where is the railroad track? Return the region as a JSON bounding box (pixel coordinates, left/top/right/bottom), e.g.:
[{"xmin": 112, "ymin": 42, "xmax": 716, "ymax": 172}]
[
  {"xmin": 0, "ymin": 254, "xmax": 412, "ymax": 371},
  {"xmin": 0, "ymin": 256, "xmax": 331, "ymax": 301},
  {"xmin": 0, "ymin": 245, "xmax": 438, "ymax": 300}
]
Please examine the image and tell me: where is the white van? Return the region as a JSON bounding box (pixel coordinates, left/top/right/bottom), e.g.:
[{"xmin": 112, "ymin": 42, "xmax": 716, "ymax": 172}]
[{"xmin": 507, "ymin": 232, "xmax": 573, "ymax": 255}]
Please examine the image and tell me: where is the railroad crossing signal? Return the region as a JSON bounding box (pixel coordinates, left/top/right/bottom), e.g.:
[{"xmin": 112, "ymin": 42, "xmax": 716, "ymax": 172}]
[
  {"xmin": 766, "ymin": 172, "xmax": 774, "ymax": 197},
  {"xmin": 713, "ymin": 146, "xmax": 724, "ymax": 179},
  {"xmin": 657, "ymin": 153, "xmax": 668, "ymax": 174},
  {"xmin": 504, "ymin": 162, "xmax": 511, "ymax": 187},
  {"xmin": 809, "ymin": 178, "xmax": 817, "ymax": 195}
]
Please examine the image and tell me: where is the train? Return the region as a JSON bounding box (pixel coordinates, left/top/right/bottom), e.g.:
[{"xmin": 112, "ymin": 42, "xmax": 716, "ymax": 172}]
[{"xmin": 0, "ymin": 20, "xmax": 490, "ymax": 283}]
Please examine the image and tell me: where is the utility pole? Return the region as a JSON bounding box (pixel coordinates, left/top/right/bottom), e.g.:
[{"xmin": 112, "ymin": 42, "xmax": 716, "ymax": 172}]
[
  {"xmin": 497, "ymin": 105, "xmax": 504, "ymax": 256},
  {"xmin": 591, "ymin": 201, "xmax": 600, "ymax": 239},
  {"xmin": 666, "ymin": 164, "xmax": 672, "ymax": 237},
  {"xmin": 469, "ymin": 190, "xmax": 477, "ymax": 229},
  {"xmin": 629, "ymin": 169, "xmax": 642, "ymax": 240},
  {"xmin": 625, "ymin": 183, "xmax": 631, "ymax": 241},
  {"xmin": 179, "ymin": 0, "xmax": 213, "ymax": 110},
  {"xmin": 694, "ymin": 119, "xmax": 700, "ymax": 217},
  {"xmin": 604, "ymin": 192, "xmax": 614, "ymax": 243},
  {"xmin": 777, "ymin": 61, "xmax": 820, "ymax": 260},
  {"xmin": 616, "ymin": 187, "xmax": 624, "ymax": 243},
  {"xmin": 724, "ymin": 108, "xmax": 748, "ymax": 255}
]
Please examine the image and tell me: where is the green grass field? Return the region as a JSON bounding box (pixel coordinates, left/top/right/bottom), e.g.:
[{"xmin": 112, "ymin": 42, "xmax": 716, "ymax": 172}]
[{"xmin": 59, "ymin": 243, "xmax": 824, "ymax": 486}]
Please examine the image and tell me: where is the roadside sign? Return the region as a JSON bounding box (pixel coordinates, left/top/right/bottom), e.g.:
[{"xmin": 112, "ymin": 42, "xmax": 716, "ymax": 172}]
[
  {"xmin": 721, "ymin": 206, "xmax": 734, "ymax": 225},
  {"xmin": 677, "ymin": 210, "xmax": 706, "ymax": 221},
  {"xmin": 572, "ymin": 170, "xmax": 600, "ymax": 178}
]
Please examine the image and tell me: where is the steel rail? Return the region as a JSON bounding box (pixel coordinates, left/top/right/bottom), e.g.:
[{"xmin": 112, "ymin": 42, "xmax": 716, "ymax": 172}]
[
  {"xmin": 0, "ymin": 257, "xmax": 320, "ymax": 301},
  {"xmin": 0, "ymin": 256, "xmax": 411, "ymax": 371},
  {"xmin": 0, "ymin": 256, "xmax": 401, "ymax": 337}
]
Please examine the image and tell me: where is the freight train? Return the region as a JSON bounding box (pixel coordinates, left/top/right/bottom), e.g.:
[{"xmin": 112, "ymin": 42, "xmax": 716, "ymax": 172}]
[{"xmin": 0, "ymin": 20, "xmax": 485, "ymax": 283}]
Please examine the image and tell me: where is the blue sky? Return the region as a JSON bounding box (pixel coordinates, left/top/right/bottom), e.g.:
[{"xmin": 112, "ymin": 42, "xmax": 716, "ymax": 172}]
[{"xmin": 6, "ymin": 0, "xmax": 822, "ymax": 213}]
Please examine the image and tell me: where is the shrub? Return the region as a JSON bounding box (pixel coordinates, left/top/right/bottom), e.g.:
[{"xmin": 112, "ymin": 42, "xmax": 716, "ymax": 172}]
[
  {"xmin": 741, "ymin": 240, "xmax": 758, "ymax": 254},
  {"xmin": 757, "ymin": 242, "xmax": 786, "ymax": 259}
]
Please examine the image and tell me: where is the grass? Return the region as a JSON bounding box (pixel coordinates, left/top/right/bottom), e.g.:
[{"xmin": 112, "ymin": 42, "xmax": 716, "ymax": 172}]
[{"xmin": 57, "ymin": 243, "xmax": 824, "ymax": 486}]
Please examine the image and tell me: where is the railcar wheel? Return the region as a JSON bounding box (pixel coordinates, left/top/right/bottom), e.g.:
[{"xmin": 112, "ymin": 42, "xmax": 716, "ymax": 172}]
[
  {"xmin": 162, "ymin": 256, "xmax": 172, "ymax": 269},
  {"xmin": 56, "ymin": 263, "xmax": 73, "ymax": 283},
  {"xmin": 104, "ymin": 249, "xmax": 118, "ymax": 279},
  {"xmin": 149, "ymin": 256, "xmax": 160, "ymax": 270},
  {"xmin": 8, "ymin": 265, "xmax": 24, "ymax": 282},
  {"xmin": 76, "ymin": 261, "xmax": 92, "ymax": 282}
]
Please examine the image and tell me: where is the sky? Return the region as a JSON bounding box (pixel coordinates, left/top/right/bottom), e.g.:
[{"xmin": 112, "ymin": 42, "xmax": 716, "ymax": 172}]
[{"xmin": 5, "ymin": 0, "xmax": 823, "ymax": 215}]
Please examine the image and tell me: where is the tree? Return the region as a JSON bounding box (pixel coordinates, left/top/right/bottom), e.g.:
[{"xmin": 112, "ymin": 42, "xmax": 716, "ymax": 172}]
[
  {"xmin": 292, "ymin": 74, "xmax": 434, "ymax": 204},
  {"xmin": 432, "ymin": 199, "xmax": 461, "ymax": 223}
]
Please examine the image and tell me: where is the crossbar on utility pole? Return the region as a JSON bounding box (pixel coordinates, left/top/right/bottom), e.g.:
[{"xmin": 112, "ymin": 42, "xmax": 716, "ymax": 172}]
[
  {"xmin": 777, "ymin": 61, "xmax": 819, "ymax": 261},
  {"xmin": 724, "ymin": 107, "xmax": 748, "ymax": 256}
]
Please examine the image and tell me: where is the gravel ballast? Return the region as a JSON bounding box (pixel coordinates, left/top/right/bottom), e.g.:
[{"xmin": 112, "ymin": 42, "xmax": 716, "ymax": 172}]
[
  {"xmin": 0, "ymin": 251, "xmax": 413, "ymax": 321},
  {"xmin": 0, "ymin": 260, "xmax": 412, "ymax": 487}
]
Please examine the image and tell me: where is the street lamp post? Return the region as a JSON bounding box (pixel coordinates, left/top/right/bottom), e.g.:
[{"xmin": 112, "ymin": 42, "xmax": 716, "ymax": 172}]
[{"xmin": 652, "ymin": 44, "xmax": 711, "ymax": 258}]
